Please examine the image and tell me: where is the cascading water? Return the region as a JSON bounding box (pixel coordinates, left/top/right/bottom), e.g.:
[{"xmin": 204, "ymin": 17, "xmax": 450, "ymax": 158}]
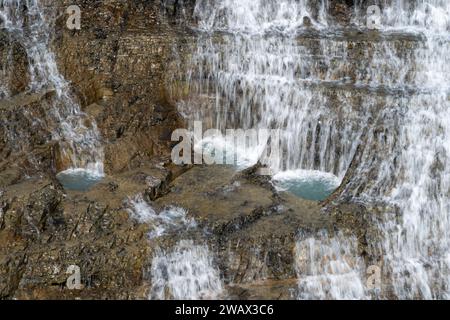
[
  {"xmin": 126, "ymin": 195, "xmax": 224, "ymax": 300},
  {"xmin": 177, "ymin": 0, "xmax": 403, "ymax": 187},
  {"xmin": 348, "ymin": 0, "xmax": 450, "ymax": 300},
  {"xmin": 179, "ymin": 0, "xmax": 450, "ymax": 299},
  {"xmin": 295, "ymin": 231, "xmax": 367, "ymax": 300},
  {"xmin": 150, "ymin": 240, "xmax": 225, "ymax": 300},
  {"xmin": 0, "ymin": 0, "xmax": 104, "ymax": 180}
]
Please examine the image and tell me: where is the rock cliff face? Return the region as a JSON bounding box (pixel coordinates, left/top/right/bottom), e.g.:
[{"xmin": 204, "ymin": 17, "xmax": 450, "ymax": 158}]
[
  {"xmin": 1, "ymin": 0, "xmax": 195, "ymax": 178},
  {"xmin": 50, "ymin": 0, "xmax": 195, "ymax": 174},
  {"xmin": 0, "ymin": 0, "xmax": 371, "ymax": 300}
]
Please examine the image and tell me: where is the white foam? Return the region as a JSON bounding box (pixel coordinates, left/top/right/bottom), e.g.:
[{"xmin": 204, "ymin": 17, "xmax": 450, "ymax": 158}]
[
  {"xmin": 150, "ymin": 240, "xmax": 225, "ymax": 300},
  {"xmin": 127, "ymin": 196, "xmax": 197, "ymax": 239},
  {"xmin": 273, "ymin": 169, "xmax": 340, "ymax": 186},
  {"xmin": 0, "ymin": 0, "xmax": 104, "ymax": 174},
  {"xmin": 58, "ymin": 165, "xmax": 105, "ymax": 179}
]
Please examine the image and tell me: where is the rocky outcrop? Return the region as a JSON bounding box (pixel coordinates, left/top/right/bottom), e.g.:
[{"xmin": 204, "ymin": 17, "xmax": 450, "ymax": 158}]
[
  {"xmin": 0, "ymin": 162, "xmax": 177, "ymax": 299},
  {"xmin": 50, "ymin": 0, "xmax": 191, "ymax": 175},
  {"xmin": 0, "ymin": 161, "xmax": 338, "ymax": 299},
  {"xmin": 0, "ymin": 0, "xmax": 192, "ymax": 178},
  {"xmin": 0, "ymin": 32, "xmax": 29, "ymax": 97}
]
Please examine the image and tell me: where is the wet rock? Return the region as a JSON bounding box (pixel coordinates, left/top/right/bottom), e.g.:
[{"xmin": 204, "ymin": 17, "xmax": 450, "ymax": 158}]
[
  {"xmin": 303, "ymin": 16, "xmax": 312, "ymax": 28},
  {"xmin": 0, "ymin": 91, "xmax": 58, "ymax": 182},
  {"xmin": 155, "ymin": 165, "xmax": 336, "ymax": 286},
  {"xmin": 227, "ymin": 279, "xmax": 298, "ymax": 300},
  {"xmin": 0, "ymin": 164, "xmax": 173, "ymax": 299}
]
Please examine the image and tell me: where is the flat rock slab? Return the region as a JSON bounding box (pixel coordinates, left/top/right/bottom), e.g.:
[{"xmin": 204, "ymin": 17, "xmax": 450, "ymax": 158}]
[{"xmin": 156, "ymin": 165, "xmax": 334, "ymax": 239}]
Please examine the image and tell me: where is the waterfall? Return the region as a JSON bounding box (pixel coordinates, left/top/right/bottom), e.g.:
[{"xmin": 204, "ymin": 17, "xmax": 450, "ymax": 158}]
[
  {"xmin": 353, "ymin": 1, "xmax": 450, "ymax": 299},
  {"xmin": 194, "ymin": 0, "xmax": 330, "ymax": 33},
  {"xmin": 124, "ymin": 187, "xmax": 223, "ymax": 300},
  {"xmin": 127, "ymin": 199, "xmax": 221, "ymax": 300},
  {"xmin": 178, "ymin": 0, "xmax": 400, "ymax": 179},
  {"xmin": 126, "ymin": 196, "xmax": 221, "ymax": 300},
  {"xmin": 295, "ymin": 231, "xmax": 367, "ymax": 300},
  {"xmin": 0, "ymin": 0, "xmax": 104, "ymax": 175},
  {"xmin": 150, "ymin": 240, "xmax": 225, "ymax": 300},
  {"xmin": 182, "ymin": 0, "xmax": 450, "ymax": 299}
]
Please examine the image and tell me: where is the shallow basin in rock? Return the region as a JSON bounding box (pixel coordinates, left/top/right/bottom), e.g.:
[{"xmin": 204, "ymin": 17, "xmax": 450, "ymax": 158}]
[
  {"xmin": 56, "ymin": 168, "xmax": 104, "ymax": 191},
  {"xmin": 273, "ymin": 170, "xmax": 340, "ymax": 201}
]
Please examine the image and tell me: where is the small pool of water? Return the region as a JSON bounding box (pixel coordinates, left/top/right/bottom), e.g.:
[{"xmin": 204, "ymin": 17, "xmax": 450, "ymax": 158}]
[
  {"xmin": 273, "ymin": 170, "xmax": 341, "ymax": 201},
  {"xmin": 56, "ymin": 169, "xmax": 104, "ymax": 192}
]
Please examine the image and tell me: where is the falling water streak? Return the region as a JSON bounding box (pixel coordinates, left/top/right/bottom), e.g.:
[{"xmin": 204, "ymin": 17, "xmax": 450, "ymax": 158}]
[
  {"xmin": 295, "ymin": 231, "xmax": 367, "ymax": 300},
  {"xmin": 0, "ymin": 0, "xmax": 104, "ymax": 174},
  {"xmin": 193, "ymin": 0, "xmax": 330, "ymax": 34},
  {"xmin": 126, "ymin": 196, "xmax": 221, "ymax": 300},
  {"xmin": 0, "ymin": 42, "xmax": 12, "ymax": 98},
  {"xmin": 346, "ymin": 1, "xmax": 450, "ymax": 299},
  {"xmin": 177, "ymin": 0, "xmax": 450, "ymax": 299},
  {"xmin": 150, "ymin": 240, "xmax": 225, "ymax": 300}
]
